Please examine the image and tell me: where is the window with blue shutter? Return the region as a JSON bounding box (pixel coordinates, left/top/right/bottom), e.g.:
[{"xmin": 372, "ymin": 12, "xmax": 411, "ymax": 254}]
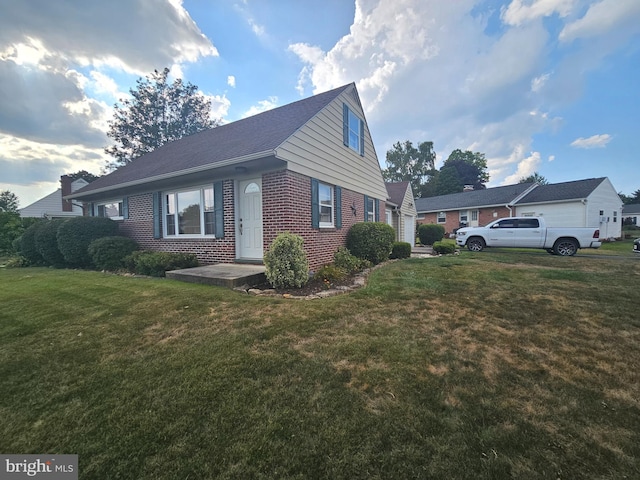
[
  {"xmin": 343, "ymin": 103, "xmax": 365, "ymax": 156},
  {"xmin": 312, "ymin": 178, "xmax": 338, "ymax": 229}
]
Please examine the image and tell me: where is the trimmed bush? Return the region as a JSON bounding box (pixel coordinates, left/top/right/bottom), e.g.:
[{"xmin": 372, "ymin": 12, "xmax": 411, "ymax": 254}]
[
  {"xmin": 125, "ymin": 251, "xmax": 199, "ymax": 277},
  {"xmin": 56, "ymin": 216, "xmax": 120, "ymax": 268},
  {"xmin": 346, "ymin": 222, "xmax": 395, "ymax": 265},
  {"xmin": 264, "ymin": 232, "xmax": 309, "ymax": 289},
  {"xmin": 418, "ymin": 224, "xmax": 445, "ymax": 245},
  {"xmin": 88, "ymin": 236, "xmax": 139, "ymax": 271},
  {"xmin": 18, "ymin": 221, "xmax": 46, "ymax": 266},
  {"xmin": 433, "ymin": 240, "xmax": 457, "ymax": 255},
  {"xmin": 333, "ymin": 247, "xmax": 370, "ymax": 273},
  {"xmin": 35, "ymin": 219, "xmax": 68, "ymax": 267},
  {"xmin": 390, "ymin": 241, "xmax": 412, "ymax": 259}
]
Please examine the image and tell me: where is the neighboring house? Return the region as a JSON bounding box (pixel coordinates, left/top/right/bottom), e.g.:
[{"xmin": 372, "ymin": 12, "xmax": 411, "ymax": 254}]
[
  {"xmin": 68, "ymin": 83, "xmax": 389, "ymax": 270},
  {"xmin": 385, "ymin": 182, "xmax": 417, "ymax": 245},
  {"xmin": 622, "ymin": 204, "xmax": 640, "ymax": 226},
  {"xmin": 415, "ymin": 177, "xmax": 623, "ymax": 239},
  {"xmin": 19, "ymin": 176, "xmax": 89, "ymax": 218}
]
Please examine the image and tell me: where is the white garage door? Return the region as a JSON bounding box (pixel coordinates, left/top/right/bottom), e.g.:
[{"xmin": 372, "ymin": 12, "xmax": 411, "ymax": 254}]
[{"xmin": 404, "ymin": 215, "xmax": 415, "ymax": 245}]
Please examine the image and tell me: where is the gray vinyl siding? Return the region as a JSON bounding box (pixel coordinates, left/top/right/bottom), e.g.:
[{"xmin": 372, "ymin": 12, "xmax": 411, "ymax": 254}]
[{"xmin": 275, "ymin": 88, "xmax": 388, "ymax": 201}]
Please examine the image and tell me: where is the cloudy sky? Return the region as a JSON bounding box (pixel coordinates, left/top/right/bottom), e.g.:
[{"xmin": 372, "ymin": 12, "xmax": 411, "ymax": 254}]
[{"xmin": 2, "ymin": 0, "xmax": 639, "ymax": 207}]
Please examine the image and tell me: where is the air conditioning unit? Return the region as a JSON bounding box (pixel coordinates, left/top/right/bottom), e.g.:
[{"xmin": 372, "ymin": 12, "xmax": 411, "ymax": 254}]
[{"xmin": 599, "ymin": 216, "xmax": 608, "ymax": 223}]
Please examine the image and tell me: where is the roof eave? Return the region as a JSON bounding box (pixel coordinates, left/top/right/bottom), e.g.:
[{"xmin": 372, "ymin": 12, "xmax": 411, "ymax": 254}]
[{"xmin": 67, "ymin": 150, "xmax": 273, "ymax": 200}]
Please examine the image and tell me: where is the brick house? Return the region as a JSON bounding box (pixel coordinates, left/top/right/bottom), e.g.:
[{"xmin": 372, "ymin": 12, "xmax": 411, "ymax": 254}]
[
  {"xmin": 68, "ymin": 83, "xmax": 389, "ymax": 270},
  {"xmin": 415, "ymin": 177, "xmax": 623, "ymax": 239}
]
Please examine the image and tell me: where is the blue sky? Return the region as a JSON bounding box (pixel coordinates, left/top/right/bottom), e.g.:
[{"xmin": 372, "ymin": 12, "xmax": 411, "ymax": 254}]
[{"xmin": 1, "ymin": 0, "xmax": 639, "ymax": 208}]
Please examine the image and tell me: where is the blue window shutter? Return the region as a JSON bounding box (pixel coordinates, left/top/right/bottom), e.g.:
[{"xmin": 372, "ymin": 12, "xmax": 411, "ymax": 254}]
[
  {"xmin": 122, "ymin": 197, "xmax": 129, "ymax": 219},
  {"xmin": 335, "ymin": 186, "xmax": 342, "ymax": 229},
  {"xmin": 342, "ymin": 104, "xmax": 349, "ymax": 147},
  {"xmin": 214, "ymin": 181, "xmax": 224, "ymax": 238},
  {"xmin": 375, "ymin": 199, "xmax": 380, "ymax": 222},
  {"xmin": 153, "ymin": 192, "xmax": 161, "ymax": 239},
  {"xmin": 364, "ymin": 195, "xmax": 369, "ymax": 222},
  {"xmin": 311, "ymin": 178, "xmax": 319, "ymax": 228},
  {"xmin": 359, "ymin": 119, "xmax": 365, "ymax": 156},
  {"xmin": 89, "ymin": 203, "xmax": 95, "ymax": 217}
]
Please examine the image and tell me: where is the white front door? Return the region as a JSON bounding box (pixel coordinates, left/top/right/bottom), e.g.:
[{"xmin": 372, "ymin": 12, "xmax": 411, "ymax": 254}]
[
  {"xmin": 404, "ymin": 215, "xmax": 415, "ymax": 245},
  {"xmin": 238, "ymin": 179, "xmax": 263, "ymax": 260}
]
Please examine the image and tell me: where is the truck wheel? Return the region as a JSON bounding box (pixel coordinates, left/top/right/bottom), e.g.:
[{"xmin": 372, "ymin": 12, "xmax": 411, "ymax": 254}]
[
  {"xmin": 467, "ymin": 237, "xmax": 485, "ymax": 252},
  {"xmin": 553, "ymin": 238, "xmax": 578, "ymax": 256}
]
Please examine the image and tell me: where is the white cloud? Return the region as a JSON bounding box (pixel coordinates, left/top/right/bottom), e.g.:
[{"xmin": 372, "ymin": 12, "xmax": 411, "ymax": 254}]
[
  {"xmin": 559, "ymin": 0, "xmax": 640, "ymax": 42},
  {"xmin": 531, "ymin": 72, "xmax": 550, "ymax": 92},
  {"xmin": 548, "ymin": 155, "xmax": 555, "ymax": 162},
  {"xmin": 501, "ymin": 0, "xmax": 576, "ymax": 26},
  {"xmin": 209, "ymin": 94, "xmax": 231, "ymax": 120},
  {"xmin": 502, "ymin": 150, "xmax": 542, "ymax": 184},
  {"xmin": 570, "ymin": 134, "xmax": 612, "ymax": 149},
  {"xmin": 227, "ymin": 75, "xmax": 236, "ymax": 88},
  {"xmin": 243, "ymin": 97, "xmax": 278, "ymax": 118}
]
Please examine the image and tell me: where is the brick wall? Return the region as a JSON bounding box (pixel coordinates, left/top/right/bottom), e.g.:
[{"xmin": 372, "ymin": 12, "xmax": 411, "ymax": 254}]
[
  {"xmin": 417, "ymin": 206, "xmax": 512, "ymax": 235},
  {"xmin": 263, "ymin": 170, "xmax": 376, "ymax": 271},
  {"xmin": 118, "ymin": 172, "xmax": 381, "ymax": 271},
  {"xmin": 118, "ymin": 180, "xmax": 236, "ymax": 265}
]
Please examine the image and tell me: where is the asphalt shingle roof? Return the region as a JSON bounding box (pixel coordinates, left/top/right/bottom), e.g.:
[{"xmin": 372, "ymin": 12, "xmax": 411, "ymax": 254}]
[
  {"xmin": 385, "ymin": 182, "xmax": 410, "ymax": 206},
  {"xmin": 73, "ymin": 83, "xmax": 352, "ymax": 196},
  {"xmin": 623, "ymin": 203, "xmax": 640, "ymax": 215},
  {"xmin": 415, "ymin": 183, "xmax": 535, "ymax": 213},
  {"xmin": 515, "ymin": 177, "xmax": 606, "ymax": 204}
]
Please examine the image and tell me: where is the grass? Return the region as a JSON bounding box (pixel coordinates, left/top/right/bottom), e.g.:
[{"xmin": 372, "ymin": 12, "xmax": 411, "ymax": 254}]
[{"xmin": 1, "ymin": 253, "xmax": 639, "ymax": 479}]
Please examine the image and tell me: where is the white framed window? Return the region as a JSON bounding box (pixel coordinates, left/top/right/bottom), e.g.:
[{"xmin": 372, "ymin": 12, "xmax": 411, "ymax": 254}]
[
  {"xmin": 164, "ymin": 186, "xmax": 215, "ymax": 237},
  {"xmin": 367, "ymin": 197, "xmax": 377, "ymax": 222},
  {"xmin": 97, "ymin": 200, "xmax": 123, "ymax": 220},
  {"xmin": 459, "ymin": 210, "xmax": 468, "ymax": 223},
  {"xmin": 437, "ymin": 211, "xmax": 446, "ymax": 224},
  {"xmin": 386, "ymin": 208, "xmax": 393, "ymax": 226},
  {"xmin": 613, "ymin": 211, "xmax": 617, "ymax": 223},
  {"xmin": 471, "ymin": 210, "xmax": 478, "ymax": 222},
  {"xmin": 343, "ymin": 104, "xmax": 364, "ymax": 155},
  {"xmin": 319, "ymin": 182, "xmax": 334, "ymax": 228}
]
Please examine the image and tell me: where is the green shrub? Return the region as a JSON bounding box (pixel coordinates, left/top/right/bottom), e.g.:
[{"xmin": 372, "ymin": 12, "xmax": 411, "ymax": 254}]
[
  {"xmin": 3, "ymin": 256, "xmax": 27, "ymax": 268},
  {"xmin": 264, "ymin": 232, "xmax": 309, "ymax": 289},
  {"xmin": 35, "ymin": 219, "xmax": 68, "ymax": 267},
  {"xmin": 418, "ymin": 224, "xmax": 445, "ymax": 245},
  {"xmin": 0, "ymin": 212, "xmax": 23, "ymax": 255},
  {"xmin": 346, "ymin": 222, "xmax": 395, "ymax": 265},
  {"xmin": 88, "ymin": 236, "xmax": 139, "ymax": 271},
  {"xmin": 433, "ymin": 240, "xmax": 457, "ymax": 255},
  {"xmin": 56, "ymin": 216, "xmax": 120, "ymax": 268},
  {"xmin": 390, "ymin": 241, "xmax": 412, "ymax": 259},
  {"xmin": 124, "ymin": 251, "xmax": 199, "ymax": 277},
  {"xmin": 313, "ymin": 264, "xmax": 348, "ymax": 284},
  {"xmin": 18, "ymin": 221, "xmax": 46, "ymax": 265},
  {"xmin": 333, "ymin": 247, "xmax": 370, "ymax": 273}
]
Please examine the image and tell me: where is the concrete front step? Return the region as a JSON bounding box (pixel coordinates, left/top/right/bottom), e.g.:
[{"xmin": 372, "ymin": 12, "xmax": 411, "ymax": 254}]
[{"xmin": 166, "ymin": 264, "xmax": 266, "ymax": 288}]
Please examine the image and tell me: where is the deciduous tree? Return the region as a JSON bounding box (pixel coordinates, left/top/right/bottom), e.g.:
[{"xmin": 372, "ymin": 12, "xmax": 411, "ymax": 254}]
[
  {"xmin": 382, "ymin": 141, "xmax": 436, "ymax": 197},
  {"xmin": 105, "ymin": 68, "xmax": 218, "ymax": 171},
  {"xmin": 518, "ymin": 172, "xmax": 549, "ymax": 185}
]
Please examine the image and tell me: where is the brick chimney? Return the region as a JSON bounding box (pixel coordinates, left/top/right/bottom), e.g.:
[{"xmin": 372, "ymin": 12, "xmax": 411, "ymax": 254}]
[
  {"xmin": 463, "ymin": 184, "xmax": 474, "ymax": 192},
  {"xmin": 61, "ymin": 175, "xmax": 73, "ymax": 212}
]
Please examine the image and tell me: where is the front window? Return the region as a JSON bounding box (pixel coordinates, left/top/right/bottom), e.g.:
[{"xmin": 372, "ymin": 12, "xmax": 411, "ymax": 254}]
[
  {"xmin": 367, "ymin": 197, "xmax": 376, "ymax": 222},
  {"xmin": 437, "ymin": 212, "xmax": 446, "ymax": 224},
  {"xmin": 97, "ymin": 200, "xmax": 123, "ymax": 219},
  {"xmin": 460, "ymin": 210, "xmax": 468, "ymax": 223},
  {"xmin": 164, "ymin": 186, "xmax": 215, "ymax": 237},
  {"xmin": 319, "ymin": 183, "xmax": 334, "ymax": 228}
]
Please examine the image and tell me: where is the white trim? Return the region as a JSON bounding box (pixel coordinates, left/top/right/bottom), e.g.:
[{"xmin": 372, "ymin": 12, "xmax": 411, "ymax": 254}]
[{"xmin": 319, "ymin": 182, "xmax": 335, "ymax": 228}]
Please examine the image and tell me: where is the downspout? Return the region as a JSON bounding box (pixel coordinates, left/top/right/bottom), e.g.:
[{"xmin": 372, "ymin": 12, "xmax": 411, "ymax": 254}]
[{"xmin": 506, "ymin": 204, "xmax": 513, "ymax": 217}]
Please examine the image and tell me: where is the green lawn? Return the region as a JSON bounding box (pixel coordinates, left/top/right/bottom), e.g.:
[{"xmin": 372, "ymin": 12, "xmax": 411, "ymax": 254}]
[{"xmin": 1, "ymin": 253, "xmax": 639, "ymax": 479}]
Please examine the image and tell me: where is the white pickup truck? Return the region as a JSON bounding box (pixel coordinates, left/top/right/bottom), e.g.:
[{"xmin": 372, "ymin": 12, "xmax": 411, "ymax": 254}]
[{"xmin": 455, "ymin": 217, "xmax": 601, "ymax": 256}]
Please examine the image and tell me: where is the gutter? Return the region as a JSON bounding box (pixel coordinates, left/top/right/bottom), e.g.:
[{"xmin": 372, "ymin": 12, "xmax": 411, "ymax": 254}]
[{"xmin": 66, "ymin": 150, "xmax": 273, "ymax": 200}]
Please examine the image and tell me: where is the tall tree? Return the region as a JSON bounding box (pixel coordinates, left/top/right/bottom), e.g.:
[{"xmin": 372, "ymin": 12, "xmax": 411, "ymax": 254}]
[
  {"xmin": 0, "ymin": 190, "xmax": 19, "ymax": 212},
  {"xmin": 518, "ymin": 172, "xmax": 549, "ymax": 185},
  {"xmin": 382, "ymin": 140, "xmax": 436, "ymax": 197},
  {"xmin": 628, "ymin": 189, "xmax": 640, "ymax": 204},
  {"xmin": 68, "ymin": 170, "xmax": 100, "ymax": 183},
  {"xmin": 434, "ymin": 165, "xmax": 463, "ymax": 196},
  {"xmin": 105, "ymin": 68, "xmax": 218, "ymax": 171},
  {"xmin": 442, "ymin": 149, "xmax": 489, "ymax": 190}
]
